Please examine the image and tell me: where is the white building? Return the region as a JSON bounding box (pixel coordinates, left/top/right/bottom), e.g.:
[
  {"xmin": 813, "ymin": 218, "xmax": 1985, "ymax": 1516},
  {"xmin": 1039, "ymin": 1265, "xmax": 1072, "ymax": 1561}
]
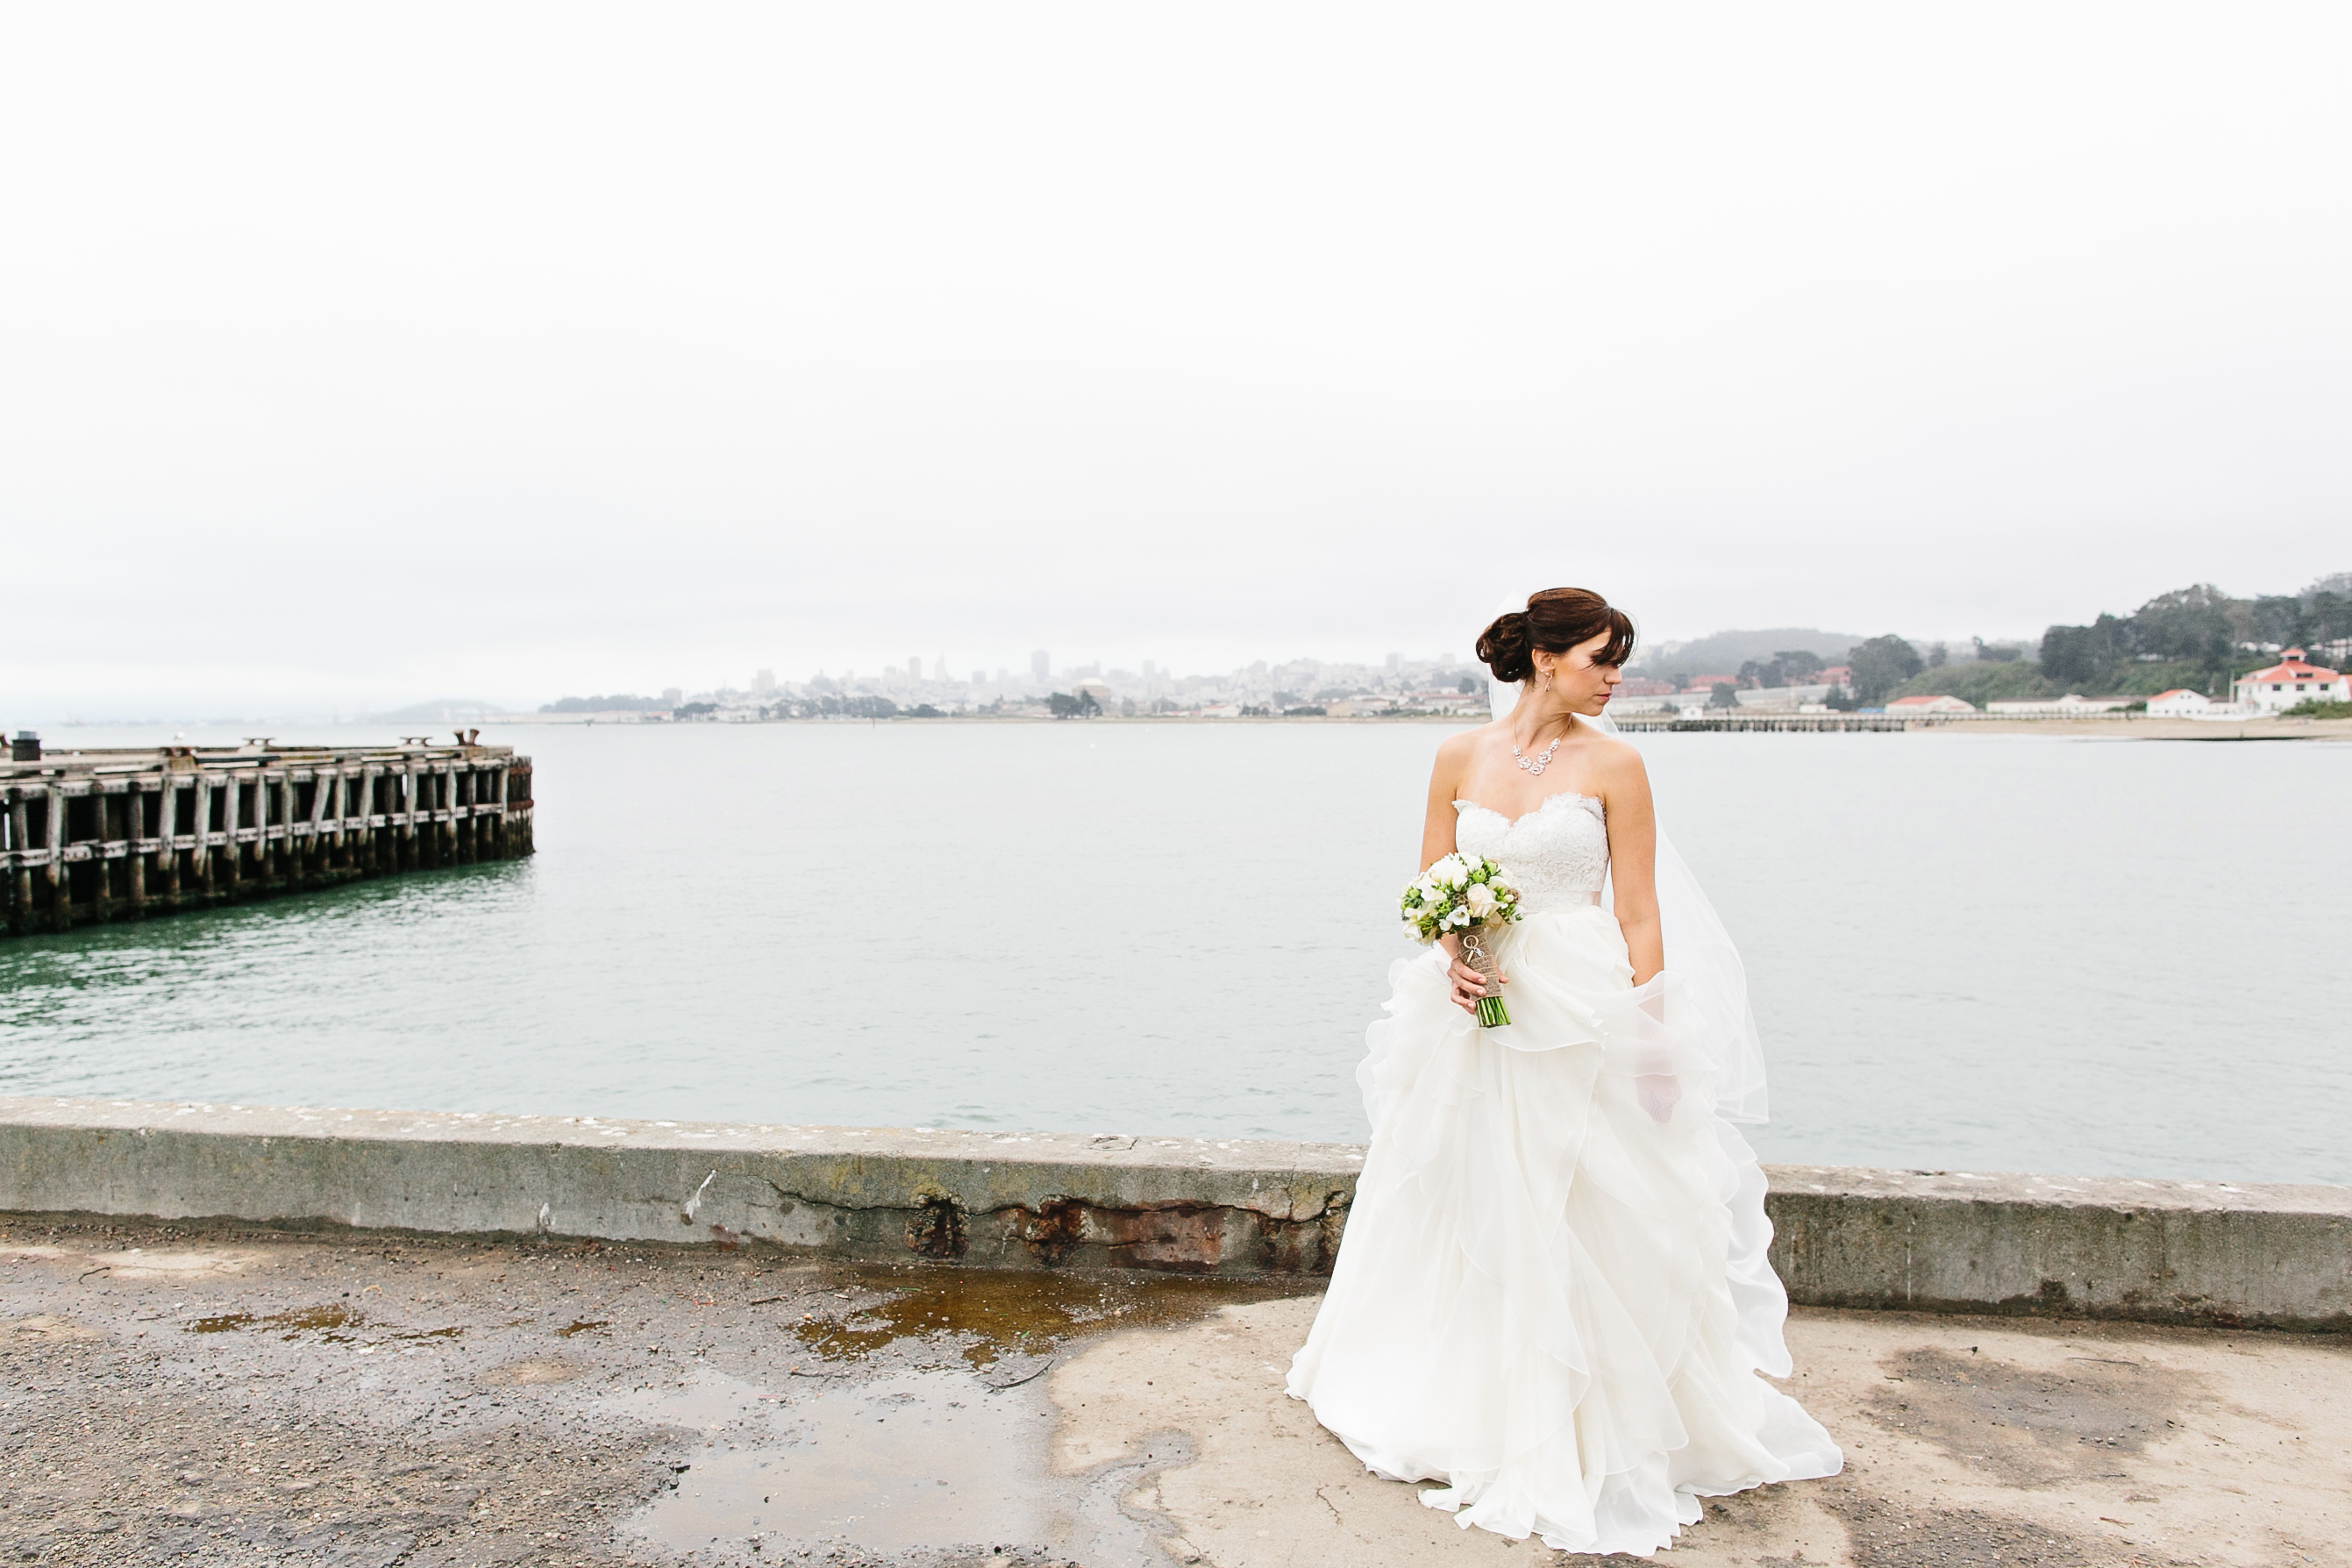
[
  {"xmin": 1887, "ymin": 695, "xmax": 1978, "ymax": 716},
  {"xmin": 1733, "ymin": 683, "xmax": 1835, "ymax": 711},
  {"xmin": 2231, "ymin": 650, "xmax": 2349, "ymax": 714},
  {"xmin": 2145, "ymin": 688, "xmax": 2257, "ymax": 719}
]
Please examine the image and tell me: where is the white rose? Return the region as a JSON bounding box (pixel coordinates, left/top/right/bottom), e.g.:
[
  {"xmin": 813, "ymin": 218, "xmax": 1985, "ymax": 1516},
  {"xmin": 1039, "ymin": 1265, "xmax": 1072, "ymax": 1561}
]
[{"xmin": 1465, "ymin": 883, "xmax": 1497, "ymax": 917}]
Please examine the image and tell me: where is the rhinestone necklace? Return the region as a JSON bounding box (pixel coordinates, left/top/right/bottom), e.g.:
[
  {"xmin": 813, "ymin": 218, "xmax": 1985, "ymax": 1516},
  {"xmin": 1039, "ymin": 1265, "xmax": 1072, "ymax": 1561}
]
[{"xmin": 1512, "ymin": 732, "xmax": 1564, "ymax": 776}]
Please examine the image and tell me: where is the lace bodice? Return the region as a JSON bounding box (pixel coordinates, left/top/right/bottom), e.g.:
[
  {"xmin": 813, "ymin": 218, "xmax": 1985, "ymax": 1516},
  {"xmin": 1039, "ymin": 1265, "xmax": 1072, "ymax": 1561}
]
[{"xmin": 1453, "ymin": 793, "xmax": 1608, "ymax": 915}]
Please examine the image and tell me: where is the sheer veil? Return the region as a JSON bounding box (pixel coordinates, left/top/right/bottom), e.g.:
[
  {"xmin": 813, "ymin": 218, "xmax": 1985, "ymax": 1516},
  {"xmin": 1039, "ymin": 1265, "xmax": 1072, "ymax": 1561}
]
[{"xmin": 1486, "ymin": 605, "xmax": 1771, "ymax": 1123}]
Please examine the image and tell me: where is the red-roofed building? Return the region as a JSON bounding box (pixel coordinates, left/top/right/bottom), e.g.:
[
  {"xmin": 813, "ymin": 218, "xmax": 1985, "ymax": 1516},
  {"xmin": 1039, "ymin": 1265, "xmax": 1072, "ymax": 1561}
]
[
  {"xmin": 1678, "ymin": 675, "xmax": 1743, "ymax": 695},
  {"xmin": 2232, "ymin": 650, "xmax": 2349, "ymax": 714}
]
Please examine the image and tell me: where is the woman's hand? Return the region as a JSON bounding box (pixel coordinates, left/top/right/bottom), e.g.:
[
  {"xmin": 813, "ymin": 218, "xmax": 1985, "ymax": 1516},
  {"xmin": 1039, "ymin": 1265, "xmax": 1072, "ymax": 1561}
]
[{"xmin": 1439, "ymin": 932, "xmax": 1506, "ymax": 1015}]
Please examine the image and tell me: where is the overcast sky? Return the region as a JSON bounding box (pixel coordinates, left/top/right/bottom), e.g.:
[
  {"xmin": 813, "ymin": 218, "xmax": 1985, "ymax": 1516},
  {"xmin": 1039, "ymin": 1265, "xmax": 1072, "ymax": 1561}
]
[{"xmin": 4, "ymin": 4, "xmax": 2348, "ymax": 716}]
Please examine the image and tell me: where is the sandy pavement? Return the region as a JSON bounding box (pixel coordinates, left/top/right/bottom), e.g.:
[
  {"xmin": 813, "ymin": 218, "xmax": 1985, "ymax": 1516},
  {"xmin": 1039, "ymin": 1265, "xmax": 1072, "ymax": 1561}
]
[
  {"xmin": 5, "ymin": 1217, "xmax": 2346, "ymax": 1567},
  {"xmin": 1053, "ymin": 1296, "xmax": 2352, "ymax": 1567}
]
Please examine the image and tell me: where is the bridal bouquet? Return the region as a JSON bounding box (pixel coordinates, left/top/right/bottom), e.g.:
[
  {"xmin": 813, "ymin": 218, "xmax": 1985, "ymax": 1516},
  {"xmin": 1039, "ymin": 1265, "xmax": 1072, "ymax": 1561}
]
[{"xmin": 1399, "ymin": 853, "xmax": 1522, "ymax": 1028}]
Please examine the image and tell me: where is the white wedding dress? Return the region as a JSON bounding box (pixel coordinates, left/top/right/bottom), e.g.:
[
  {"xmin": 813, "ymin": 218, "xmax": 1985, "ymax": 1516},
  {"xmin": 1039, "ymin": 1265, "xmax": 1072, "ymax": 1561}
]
[{"xmin": 1286, "ymin": 785, "xmax": 1842, "ymax": 1555}]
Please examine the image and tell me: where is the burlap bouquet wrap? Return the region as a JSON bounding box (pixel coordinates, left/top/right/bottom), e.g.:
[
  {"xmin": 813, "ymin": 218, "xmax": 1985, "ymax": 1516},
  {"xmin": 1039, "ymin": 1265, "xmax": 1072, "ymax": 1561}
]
[{"xmin": 1458, "ymin": 923, "xmax": 1511, "ymax": 1028}]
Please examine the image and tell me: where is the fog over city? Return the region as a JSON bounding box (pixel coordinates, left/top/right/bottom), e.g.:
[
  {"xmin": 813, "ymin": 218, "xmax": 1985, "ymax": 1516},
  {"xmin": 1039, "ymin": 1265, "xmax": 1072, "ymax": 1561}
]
[{"xmin": 4, "ymin": 4, "xmax": 2348, "ymax": 719}]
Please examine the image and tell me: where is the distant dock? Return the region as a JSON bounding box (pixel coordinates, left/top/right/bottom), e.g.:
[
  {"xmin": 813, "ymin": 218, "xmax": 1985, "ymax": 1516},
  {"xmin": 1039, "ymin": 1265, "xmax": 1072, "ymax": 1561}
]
[
  {"xmin": 1, "ymin": 735, "xmax": 533, "ymax": 937},
  {"xmin": 1612, "ymin": 712, "xmax": 1918, "ymax": 733}
]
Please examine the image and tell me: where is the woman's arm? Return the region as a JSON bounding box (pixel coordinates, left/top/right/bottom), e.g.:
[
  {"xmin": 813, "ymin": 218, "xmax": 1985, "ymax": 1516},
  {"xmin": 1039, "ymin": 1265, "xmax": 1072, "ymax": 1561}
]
[
  {"xmin": 1599, "ymin": 744, "xmax": 1664, "ymax": 984},
  {"xmin": 1420, "ymin": 731, "xmax": 1471, "ymax": 871},
  {"xmin": 1422, "ymin": 731, "xmax": 1497, "ymax": 1012}
]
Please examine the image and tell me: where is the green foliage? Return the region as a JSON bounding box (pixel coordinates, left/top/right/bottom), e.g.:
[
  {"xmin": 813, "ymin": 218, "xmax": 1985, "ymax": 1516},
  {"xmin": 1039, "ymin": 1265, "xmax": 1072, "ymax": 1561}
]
[
  {"xmin": 2103, "ymin": 660, "xmax": 2234, "ymax": 698},
  {"xmin": 2129, "ymin": 583, "xmax": 2241, "ymax": 665},
  {"xmin": 1631, "ymin": 628, "xmax": 1859, "ymax": 676},
  {"xmin": 1047, "ymin": 691, "xmax": 1101, "ymax": 719},
  {"xmin": 2038, "ymin": 615, "xmax": 2135, "ymax": 685},
  {"xmin": 2035, "ymin": 581, "xmax": 2333, "ymax": 693},
  {"xmin": 1707, "ymin": 682, "xmax": 1741, "ymax": 709},
  {"xmin": 1737, "ymin": 649, "xmax": 1826, "ymax": 688},
  {"xmin": 1888, "ymin": 662, "xmax": 2060, "ymax": 703},
  {"xmin": 1847, "ymin": 634, "xmax": 1925, "ymax": 704},
  {"xmin": 2286, "ymin": 698, "xmax": 2352, "ymax": 720}
]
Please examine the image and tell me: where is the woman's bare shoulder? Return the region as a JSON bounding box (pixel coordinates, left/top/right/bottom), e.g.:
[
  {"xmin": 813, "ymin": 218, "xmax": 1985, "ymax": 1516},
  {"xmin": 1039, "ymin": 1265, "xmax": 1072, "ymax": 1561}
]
[
  {"xmin": 1432, "ymin": 724, "xmax": 1493, "ymax": 767},
  {"xmin": 1585, "ymin": 731, "xmax": 1651, "ymax": 786}
]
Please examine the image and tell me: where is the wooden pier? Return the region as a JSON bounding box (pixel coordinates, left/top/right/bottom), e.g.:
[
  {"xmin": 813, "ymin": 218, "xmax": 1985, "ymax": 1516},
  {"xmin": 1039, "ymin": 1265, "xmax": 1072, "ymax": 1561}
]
[
  {"xmin": 1613, "ymin": 713, "xmax": 1924, "ymax": 733},
  {"xmin": 1, "ymin": 736, "xmax": 533, "ymax": 937}
]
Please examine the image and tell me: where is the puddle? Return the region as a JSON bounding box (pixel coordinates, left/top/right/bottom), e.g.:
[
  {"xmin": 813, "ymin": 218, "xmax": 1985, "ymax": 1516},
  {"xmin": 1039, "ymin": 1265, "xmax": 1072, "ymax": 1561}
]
[
  {"xmin": 789, "ymin": 1265, "xmax": 1305, "ymax": 1369},
  {"xmin": 186, "ymin": 1305, "xmax": 367, "ymax": 1341},
  {"xmin": 555, "ymin": 1318, "xmax": 609, "ymax": 1337},
  {"xmin": 620, "ymin": 1367, "xmax": 1178, "ymax": 1564},
  {"xmin": 630, "ymin": 1370, "xmax": 1053, "ymax": 1550},
  {"xmin": 619, "ymin": 1267, "xmax": 1301, "ymax": 1563}
]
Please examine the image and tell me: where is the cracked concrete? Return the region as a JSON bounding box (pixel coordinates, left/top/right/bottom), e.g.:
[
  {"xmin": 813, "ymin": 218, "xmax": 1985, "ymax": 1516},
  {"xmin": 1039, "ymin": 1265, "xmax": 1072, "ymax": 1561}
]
[
  {"xmin": 0, "ymin": 1217, "xmax": 1304, "ymax": 1566},
  {"xmin": 1051, "ymin": 1296, "xmax": 2352, "ymax": 1567},
  {"xmin": 6, "ymin": 1216, "xmax": 2347, "ymax": 1568}
]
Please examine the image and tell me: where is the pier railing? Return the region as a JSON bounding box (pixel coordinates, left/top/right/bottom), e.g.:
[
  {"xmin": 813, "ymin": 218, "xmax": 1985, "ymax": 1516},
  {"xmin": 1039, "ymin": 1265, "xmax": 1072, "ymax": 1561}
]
[
  {"xmin": 1, "ymin": 740, "xmax": 533, "ymax": 937},
  {"xmin": 1611, "ymin": 713, "xmax": 1924, "ymax": 733}
]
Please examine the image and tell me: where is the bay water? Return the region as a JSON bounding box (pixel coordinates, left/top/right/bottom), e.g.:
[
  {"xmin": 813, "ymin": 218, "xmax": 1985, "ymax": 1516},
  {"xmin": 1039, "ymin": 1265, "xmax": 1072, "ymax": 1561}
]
[{"xmin": 3, "ymin": 721, "xmax": 2345, "ymax": 1185}]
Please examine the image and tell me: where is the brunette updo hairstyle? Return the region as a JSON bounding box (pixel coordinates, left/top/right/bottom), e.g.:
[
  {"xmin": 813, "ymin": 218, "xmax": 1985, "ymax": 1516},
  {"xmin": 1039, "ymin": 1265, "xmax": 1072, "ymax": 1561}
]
[{"xmin": 1475, "ymin": 588, "xmax": 1636, "ymax": 683}]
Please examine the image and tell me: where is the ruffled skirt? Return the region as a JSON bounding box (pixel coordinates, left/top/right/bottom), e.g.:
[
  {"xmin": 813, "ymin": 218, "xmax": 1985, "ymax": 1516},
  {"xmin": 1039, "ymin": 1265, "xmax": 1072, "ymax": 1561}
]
[{"xmin": 1286, "ymin": 905, "xmax": 1842, "ymax": 1555}]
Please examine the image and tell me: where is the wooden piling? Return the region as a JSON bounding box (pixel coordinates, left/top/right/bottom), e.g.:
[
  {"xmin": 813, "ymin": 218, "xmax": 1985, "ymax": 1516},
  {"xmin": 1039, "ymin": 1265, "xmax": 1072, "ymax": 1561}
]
[
  {"xmin": 7, "ymin": 789, "xmax": 32, "ymax": 937},
  {"xmin": 2, "ymin": 741, "xmax": 532, "ymax": 937},
  {"xmin": 164, "ymin": 777, "xmax": 185, "ymax": 902},
  {"xmin": 127, "ymin": 784, "xmax": 147, "ymax": 916},
  {"xmin": 45, "ymin": 784, "xmax": 68, "ymax": 930}
]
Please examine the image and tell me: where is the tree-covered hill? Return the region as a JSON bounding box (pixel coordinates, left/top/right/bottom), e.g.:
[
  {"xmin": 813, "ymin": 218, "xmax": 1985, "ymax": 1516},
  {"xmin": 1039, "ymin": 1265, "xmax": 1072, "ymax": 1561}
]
[
  {"xmin": 1633, "ymin": 627, "xmax": 1862, "ymax": 679},
  {"xmin": 1889, "ymin": 575, "xmax": 2349, "ymax": 702}
]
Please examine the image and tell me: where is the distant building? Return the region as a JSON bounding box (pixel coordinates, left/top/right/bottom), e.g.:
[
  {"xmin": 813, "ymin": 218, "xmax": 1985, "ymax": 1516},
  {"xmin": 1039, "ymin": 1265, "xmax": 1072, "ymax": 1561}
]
[
  {"xmin": 1887, "ymin": 695, "xmax": 1978, "ymax": 715},
  {"xmin": 1816, "ymin": 666, "xmax": 1852, "ymax": 688},
  {"xmin": 2144, "ymin": 689, "xmax": 2254, "ymax": 719},
  {"xmin": 1031, "ymin": 650, "xmax": 1051, "ymax": 682},
  {"xmin": 909, "ymin": 656, "xmax": 923, "ymax": 681},
  {"xmin": 2232, "ymin": 650, "xmax": 2348, "ymax": 714},
  {"xmin": 1616, "ymin": 676, "xmax": 1676, "ymax": 696},
  {"xmin": 1678, "ymin": 675, "xmax": 1742, "ymax": 695},
  {"xmin": 1735, "ymin": 684, "xmax": 1834, "ymax": 711},
  {"xmin": 752, "ymin": 669, "xmax": 776, "ymax": 694},
  {"xmin": 660, "ymin": 688, "xmax": 682, "ymax": 706}
]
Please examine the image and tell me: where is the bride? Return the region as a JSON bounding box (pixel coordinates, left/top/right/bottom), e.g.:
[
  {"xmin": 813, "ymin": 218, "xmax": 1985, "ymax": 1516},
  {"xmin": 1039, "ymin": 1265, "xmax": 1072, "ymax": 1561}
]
[{"xmin": 1286, "ymin": 588, "xmax": 1842, "ymax": 1555}]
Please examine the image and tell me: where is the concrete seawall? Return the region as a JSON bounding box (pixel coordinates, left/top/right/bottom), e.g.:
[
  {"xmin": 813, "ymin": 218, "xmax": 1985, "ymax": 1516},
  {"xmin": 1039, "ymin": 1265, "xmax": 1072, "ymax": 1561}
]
[{"xmin": 4, "ymin": 1096, "xmax": 2346, "ymax": 1331}]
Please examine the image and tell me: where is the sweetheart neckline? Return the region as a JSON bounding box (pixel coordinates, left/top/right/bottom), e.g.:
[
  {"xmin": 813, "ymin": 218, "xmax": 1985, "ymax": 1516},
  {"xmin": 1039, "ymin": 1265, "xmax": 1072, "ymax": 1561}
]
[{"xmin": 1451, "ymin": 791, "xmax": 1603, "ymax": 828}]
